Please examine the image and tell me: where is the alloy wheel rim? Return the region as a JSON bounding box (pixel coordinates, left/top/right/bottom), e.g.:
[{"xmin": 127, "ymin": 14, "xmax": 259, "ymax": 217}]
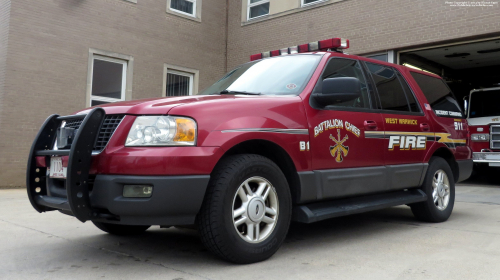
[
  {"xmin": 232, "ymin": 176, "xmax": 279, "ymax": 243},
  {"xmin": 432, "ymin": 169, "xmax": 450, "ymax": 211}
]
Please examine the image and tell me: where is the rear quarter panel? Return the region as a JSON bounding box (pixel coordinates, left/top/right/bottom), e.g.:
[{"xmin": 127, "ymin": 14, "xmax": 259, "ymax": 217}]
[{"xmin": 399, "ymin": 67, "xmax": 471, "ymax": 161}]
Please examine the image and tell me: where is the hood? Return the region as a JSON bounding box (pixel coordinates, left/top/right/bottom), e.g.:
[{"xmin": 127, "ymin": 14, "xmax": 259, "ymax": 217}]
[
  {"xmin": 76, "ymin": 95, "xmax": 242, "ymax": 115},
  {"xmin": 468, "ymin": 116, "xmax": 500, "ymax": 126}
]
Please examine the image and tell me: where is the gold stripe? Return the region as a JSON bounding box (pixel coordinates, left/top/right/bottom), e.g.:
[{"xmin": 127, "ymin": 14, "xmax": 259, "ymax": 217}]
[
  {"xmin": 365, "ymin": 131, "xmax": 466, "ymax": 143},
  {"xmin": 435, "ymin": 133, "xmax": 467, "ymax": 143}
]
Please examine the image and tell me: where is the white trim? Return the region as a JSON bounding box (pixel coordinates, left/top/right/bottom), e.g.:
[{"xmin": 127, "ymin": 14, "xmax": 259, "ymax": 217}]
[
  {"xmin": 387, "ymin": 50, "xmax": 395, "ymax": 63},
  {"xmin": 162, "ymin": 64, "xmax": 199, "ymax": 97},
  {"xmin": 89, "ymin": 55, "xmax": 127, "ymax": 106},
  {"xmin": 169, "ymin": 0, "xmax": 196, "ymax": 17},
  {"xmin": 301, "ymin": 0, "xmax": 328, "ymax": 7},
  {"xmin": 247, "ymin": 0, "xmax": 270, "ymax": 20}
]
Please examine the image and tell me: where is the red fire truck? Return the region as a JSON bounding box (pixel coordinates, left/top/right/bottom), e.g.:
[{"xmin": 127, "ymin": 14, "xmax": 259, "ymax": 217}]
[
  {"xmin": 27, "ymin": 38, "xmax": 472, "ymax": 263},
  {"xmin": 466, "ymin": 87, "xmax": 500, "ymax": 174}
]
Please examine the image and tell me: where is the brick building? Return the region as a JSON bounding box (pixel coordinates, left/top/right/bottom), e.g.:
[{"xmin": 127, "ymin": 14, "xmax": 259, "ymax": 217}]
[{"xmin": 1, "ymin": 0, "xmax": 499, "ymax": 187}]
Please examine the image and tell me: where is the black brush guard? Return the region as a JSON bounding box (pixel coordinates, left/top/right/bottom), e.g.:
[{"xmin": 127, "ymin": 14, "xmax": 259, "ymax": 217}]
[{"xmin": 27, "ymin": 108, "xmax": 106, "ymax": 222}]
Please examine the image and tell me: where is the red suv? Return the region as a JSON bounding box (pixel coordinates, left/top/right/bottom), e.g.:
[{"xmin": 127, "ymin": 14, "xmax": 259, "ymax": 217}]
[{"xmin": 27, "ymin": 38, "xmax": 472, "ymax": 264}]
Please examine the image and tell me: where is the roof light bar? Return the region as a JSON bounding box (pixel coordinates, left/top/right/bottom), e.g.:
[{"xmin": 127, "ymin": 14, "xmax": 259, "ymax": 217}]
[{"xmin": 250, "ymin": 37, "xmax": 350, "ymax": 61}]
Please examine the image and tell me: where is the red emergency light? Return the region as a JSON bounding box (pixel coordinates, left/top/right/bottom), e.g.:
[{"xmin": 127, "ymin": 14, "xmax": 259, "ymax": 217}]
[{"xmin": 250, "ymin": 37, "xmax": 349, "ymax": 61}]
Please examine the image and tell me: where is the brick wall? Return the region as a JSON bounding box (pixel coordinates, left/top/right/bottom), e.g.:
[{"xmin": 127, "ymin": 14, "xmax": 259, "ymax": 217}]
[
  {"xmin": 227, "ymin": 0, "xmax": 500, "ymax": 69},
  {"xmin": 0, "ymin": 0, "xmax": 10, "ymax": 139},
  {"xmin": 0, "ymin": 0, "xmax": 227, "ymax": 187}
]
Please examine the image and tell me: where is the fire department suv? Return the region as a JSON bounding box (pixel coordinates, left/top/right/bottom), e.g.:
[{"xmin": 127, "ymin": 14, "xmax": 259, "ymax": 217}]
[{"xmin": 27, "ymin": 38, "xmax": 472, "ymax": 263}]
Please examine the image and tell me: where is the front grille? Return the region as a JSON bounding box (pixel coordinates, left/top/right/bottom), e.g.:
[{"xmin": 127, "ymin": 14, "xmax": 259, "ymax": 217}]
[
  {"xmin": 94, "ymin": 115, "xmax": 124, "ymax": 151},
  {"xmin": 63, "ymin": 115, "xmax": 125, "ymax": 152},
  {"xmin": 65, "ymin": 119, "xmax": 83, "ymax": 129},
  {"xmin": 491, "ymin": 125, "xmax": 500, "ymax": 149}
]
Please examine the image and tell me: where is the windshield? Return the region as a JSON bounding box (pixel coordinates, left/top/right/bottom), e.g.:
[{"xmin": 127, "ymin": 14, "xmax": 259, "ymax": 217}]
[
  {"xmin": 469, "ymin": 90, "xmax": 500, "ymax": 118},
  {"xmin": 198, "ymin": 55, "xmax": 322, "ymax": 96}
]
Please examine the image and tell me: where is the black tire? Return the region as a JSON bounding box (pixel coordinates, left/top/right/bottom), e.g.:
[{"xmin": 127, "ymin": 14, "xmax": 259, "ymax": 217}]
[
  {"xmin": 197, "ymin": 154, "xmax": 292, "ymax": 264},
  {"xmin": 92, "ymin": 221, "xmax": 150, "ymax": 235},
  {"xmin": 410, "ymin": 157, "xmax": 455, "ymax": 223}
]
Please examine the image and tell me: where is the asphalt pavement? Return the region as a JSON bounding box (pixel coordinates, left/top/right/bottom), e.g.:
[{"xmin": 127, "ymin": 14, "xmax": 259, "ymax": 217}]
[{"xmin": 1, "ymin": 176, "xmax": 500, "ymax": 280}]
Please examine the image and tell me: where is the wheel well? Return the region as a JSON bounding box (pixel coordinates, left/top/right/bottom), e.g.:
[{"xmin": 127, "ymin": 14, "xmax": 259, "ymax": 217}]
[
  {"xmin": 220, "ymin": 140, "xmax": 301, "ymax": 204},
  {"xmin": 432, "ymin": 148, "xmax": 459, "ymax": 182}
]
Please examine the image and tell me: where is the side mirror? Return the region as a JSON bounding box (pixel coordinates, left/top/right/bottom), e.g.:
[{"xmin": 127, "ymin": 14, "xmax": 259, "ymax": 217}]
[{"xmin": 312, "ymin": 77, "xmax": 362, "ymax": 107}]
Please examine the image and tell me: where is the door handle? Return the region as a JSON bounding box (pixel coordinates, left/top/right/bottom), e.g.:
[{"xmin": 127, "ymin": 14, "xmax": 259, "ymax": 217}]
[
  {"xmin": 420, "ymin": 123, "xmax": 430, "ymax": 132},
  {"xmin": 364, "ymin": 120, "xmax": 378, "ymax": 131}
]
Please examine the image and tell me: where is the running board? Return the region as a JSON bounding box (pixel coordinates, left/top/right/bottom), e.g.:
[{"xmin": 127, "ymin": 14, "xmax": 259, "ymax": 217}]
[{"xmin": 292, "ymin": 189, "xmax": 427, "ymax": 223}]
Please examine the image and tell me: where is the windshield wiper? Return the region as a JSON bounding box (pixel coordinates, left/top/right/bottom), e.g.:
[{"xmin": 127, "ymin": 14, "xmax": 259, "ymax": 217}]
[{"xmin": 219, "ymin": 90, "xmax": 261, "ymax": 95}]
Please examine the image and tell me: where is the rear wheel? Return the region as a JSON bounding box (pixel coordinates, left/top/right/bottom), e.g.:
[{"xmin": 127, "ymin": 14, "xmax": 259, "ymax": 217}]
[
  {"xmin": 197, "ymin": 154, "xmax": 292, "ymax": 264},
  {"xmin": 92, "ymin": 221, "xmax": 150, "ymax": 235},
  {"xmin": 410, "ymin": 157, "xmax": 455, "ymax": 222}
]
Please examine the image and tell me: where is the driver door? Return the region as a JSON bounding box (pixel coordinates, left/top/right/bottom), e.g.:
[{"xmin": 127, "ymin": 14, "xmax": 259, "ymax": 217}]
[{"xmin": 307, "ymin": 58, "xmax": 386, "ymax": 199}]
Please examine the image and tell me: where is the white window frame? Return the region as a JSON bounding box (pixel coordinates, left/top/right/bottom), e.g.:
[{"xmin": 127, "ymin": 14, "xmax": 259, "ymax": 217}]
[
  {"xmin": 163, "ymin": 64, "xmax": 199, "ymax": 97},
  {"xmin": 166, "ymin": 70, "xmax": 194, "ymax": 96},
  {"xmin": 89, "ymin": 55, "xmax": 127, "ymax": 106},
  {"xmin": 247, "ymin": 0, "xmax": 270, "ymax": 21},
  {"xmin": 169, "ymin": 0, "xmax": 197, "ymax": 18},
  {"xmin": 301, "ymin": 0, "xmax": 327, "ymax": 7}
]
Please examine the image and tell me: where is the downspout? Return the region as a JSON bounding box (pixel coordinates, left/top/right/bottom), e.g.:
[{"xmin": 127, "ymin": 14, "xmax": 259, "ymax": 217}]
[{"xmin": 224, "ymin": 0, "xmax": 229, "ymax": 72}]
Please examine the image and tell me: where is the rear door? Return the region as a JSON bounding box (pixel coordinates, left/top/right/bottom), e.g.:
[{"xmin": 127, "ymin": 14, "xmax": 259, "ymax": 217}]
[
  {"xmin": 363, "ymin": 61, "xmax": 431, "ymax": 189},
  {"xmin": 364, "ymin": 62, "xmax": 431, "ymax": 165}
]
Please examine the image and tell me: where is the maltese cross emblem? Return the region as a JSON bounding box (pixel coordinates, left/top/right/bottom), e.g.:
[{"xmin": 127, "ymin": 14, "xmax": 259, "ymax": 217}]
[{"xmin": 329, "ymin": 129, "xmax": 349, "ymax": 163}]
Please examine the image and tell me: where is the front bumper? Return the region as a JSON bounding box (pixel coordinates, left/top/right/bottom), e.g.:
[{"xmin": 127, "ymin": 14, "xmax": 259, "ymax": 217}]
[
  {"xmin": 472, "ymin": 152, "xmax": 500, "ymax": 166},
  {"xmin": 37, "ymin": 174, "xmax": 210, "ymax": 226},
  {"xmin": 27, "ymin": 109, "xmax": 212, "ymax": 225}
]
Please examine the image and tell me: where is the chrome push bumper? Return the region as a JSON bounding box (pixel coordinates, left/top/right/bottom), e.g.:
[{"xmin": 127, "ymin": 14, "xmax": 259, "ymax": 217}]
[{"xmin": 472, "ymin": 152, "xmax": 500, "ymax": 167}]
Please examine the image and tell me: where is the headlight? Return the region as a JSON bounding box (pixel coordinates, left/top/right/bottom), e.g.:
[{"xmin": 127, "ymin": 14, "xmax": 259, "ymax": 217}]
[
  {"xmin": 471, "ymin": 134, "xmax": 489, "ymax": 141},
  {"xmin": 125, "ymin": 116, "xmax": 197, "ymax": 146}
]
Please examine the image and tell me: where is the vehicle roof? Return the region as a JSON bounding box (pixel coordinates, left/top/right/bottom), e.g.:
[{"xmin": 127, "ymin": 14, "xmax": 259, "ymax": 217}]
[{"xmin": 325, "ymin": 51, "xmax": 443, "ymax": 79}]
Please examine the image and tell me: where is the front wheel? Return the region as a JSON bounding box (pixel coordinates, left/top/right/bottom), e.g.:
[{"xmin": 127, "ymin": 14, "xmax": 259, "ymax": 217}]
[
  {"xmin": 410, "ymin": 157, "xmax": 455, "ymax": 222},
  {"xmin": 197, "ymin": 154, "xmax": 292, "ymax": 264}
]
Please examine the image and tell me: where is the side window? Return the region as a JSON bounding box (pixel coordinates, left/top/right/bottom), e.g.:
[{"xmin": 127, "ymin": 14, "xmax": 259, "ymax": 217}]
[
  {"xmin": 318, "ymin": 58, "xmax": 371, "ymax": 109},
  {"xmin": 365, "ymin": 62, "xmax": 410, "ymax": 112},
  {"xmin": 410, "ymin": 72, "xmax": 463, "ymax": 118},
  {"xmin": 396, "ymin": 71, "xmax": 421, "ymax": 112}
]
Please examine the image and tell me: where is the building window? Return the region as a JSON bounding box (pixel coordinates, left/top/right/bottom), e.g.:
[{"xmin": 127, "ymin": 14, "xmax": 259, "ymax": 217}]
[
  {"xmin": 90, "ymin": 55, "xmax": 127, "ymax": 106},
  {"xmin": 248, "ymin": 0, "xmax": 269, "ymax": 20},
  {"xmin": 166, "ymin": 70, "xmax": 193, "ymax": 96},
  {"xmin": 365, "ymin": 53, "xmax": 389, "ymax": 62},
  {"xmin": 86, "ymin": 49, "xmax": 133, "ymax": 108},
  {"xmin": 163, "ymin": 64, "xmax": 199, "ymax": 97},
  {"xmin": 301, "ymin": 0, "xmax": 326, "ymax": 7},
  {"xmin": 170, "ymin": 0, "xmax": 196, "ymax": 17}
]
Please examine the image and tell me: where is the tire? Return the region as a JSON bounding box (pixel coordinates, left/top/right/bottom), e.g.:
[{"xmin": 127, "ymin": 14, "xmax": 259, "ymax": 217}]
[
  {"xmin": 197, "ymin": 154, "xmax": 292, "ymax": 264},
  {"xmin": 410, "ymin": 157, "xmax": 455, "ymax": 223},
  {"xmin": 92, "ymin": 221, "xmax": 150, "ymax": 235}
]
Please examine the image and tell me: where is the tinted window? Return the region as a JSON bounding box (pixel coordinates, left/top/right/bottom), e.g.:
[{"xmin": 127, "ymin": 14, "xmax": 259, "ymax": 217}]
[
  {"xmin": 410, "ymin": 72, "xmax": 463, "ymax": 118},
  {"xmin": 366, "ymin": 62, "xmax": 410, "ymax": 112},
  {"xmin": 396, "ymin": 72, "xmax": 420, "ymax": 112},
  {"xmin": 318, "ymin": 58, "xmax": 371, "ymax": 109},
  {"xmin": 469, "ymin": 90, "xmax": 500, "ymax": 118}
]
